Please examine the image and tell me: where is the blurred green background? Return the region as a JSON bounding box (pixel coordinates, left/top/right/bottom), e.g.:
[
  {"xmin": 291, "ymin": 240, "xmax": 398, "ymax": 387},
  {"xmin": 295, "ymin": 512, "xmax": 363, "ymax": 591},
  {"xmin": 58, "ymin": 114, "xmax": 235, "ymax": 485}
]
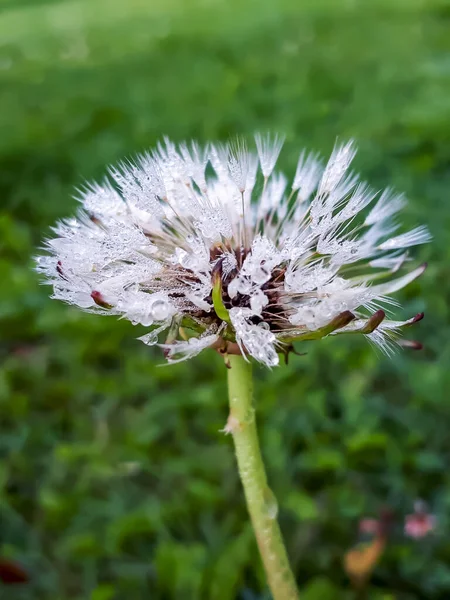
[{"xmin": 0, "ymin": 0, "xmax": 449, "ymax": 598}]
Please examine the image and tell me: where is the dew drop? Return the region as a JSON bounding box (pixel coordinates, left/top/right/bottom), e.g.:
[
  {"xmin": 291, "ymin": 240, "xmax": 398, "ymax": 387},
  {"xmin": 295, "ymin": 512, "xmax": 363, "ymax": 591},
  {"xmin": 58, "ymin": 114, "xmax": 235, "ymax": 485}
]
[
  {"xmin": 151, "ymin": 298, "xmax": 170, "ymax": 321},
  {"xmin": 237, "ymin": 278, "xmax": 252, "ymax": 295},
  {"xmin": 250, "ymin": 292, "xmax": 268, "ymax": 315},
  {"xmin": 72, "ymin": 291, "xmax": 94, "ymax": 308},
  {"xmin": 228, "ymin": 277, "xmax": 239, "ymax": 299},
  {"xmin": 263, "ymin": 487, "xmax": 279, "ymax": 520},
  {"xmin": 139, "ymin": 314, "xmax": 154, "ymax": 327},
  {"xmin": 252, "ymin": 264, "xmax": 270, "ymax": 285}
]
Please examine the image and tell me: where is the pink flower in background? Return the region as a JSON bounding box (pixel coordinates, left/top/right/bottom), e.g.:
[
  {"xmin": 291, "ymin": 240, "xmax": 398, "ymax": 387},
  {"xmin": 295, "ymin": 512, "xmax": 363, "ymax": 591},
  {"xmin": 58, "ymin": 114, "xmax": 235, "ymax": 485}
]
[{"xmin": 404, "ymin": 500, "xmax": 436, "ymax": 539}]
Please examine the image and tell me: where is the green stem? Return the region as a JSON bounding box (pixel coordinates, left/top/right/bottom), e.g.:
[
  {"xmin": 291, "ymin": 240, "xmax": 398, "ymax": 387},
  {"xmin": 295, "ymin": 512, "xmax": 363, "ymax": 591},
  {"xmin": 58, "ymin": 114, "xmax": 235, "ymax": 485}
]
[{"xmin": 226, "ymin": 354, "xmax": 299, "ymax": 600}]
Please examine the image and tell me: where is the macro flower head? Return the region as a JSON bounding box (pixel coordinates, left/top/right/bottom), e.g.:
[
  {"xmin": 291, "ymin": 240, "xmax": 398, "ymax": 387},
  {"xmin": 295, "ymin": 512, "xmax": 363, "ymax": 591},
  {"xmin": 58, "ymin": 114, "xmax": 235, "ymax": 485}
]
[{"xmin": 36, "ymin": 135, "xmax": 430, "ymax": 367}]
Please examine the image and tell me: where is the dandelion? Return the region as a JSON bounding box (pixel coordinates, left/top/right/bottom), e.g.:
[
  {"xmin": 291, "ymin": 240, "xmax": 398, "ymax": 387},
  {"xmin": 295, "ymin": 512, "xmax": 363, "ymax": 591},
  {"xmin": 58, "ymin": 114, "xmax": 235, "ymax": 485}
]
[
  {"xmin": 36, "ymin": 135, "xmax": 429, "ymax": 600},
  {"xmin": 36, "ymin": 136, "xmax": 429, "ymax": 367}
]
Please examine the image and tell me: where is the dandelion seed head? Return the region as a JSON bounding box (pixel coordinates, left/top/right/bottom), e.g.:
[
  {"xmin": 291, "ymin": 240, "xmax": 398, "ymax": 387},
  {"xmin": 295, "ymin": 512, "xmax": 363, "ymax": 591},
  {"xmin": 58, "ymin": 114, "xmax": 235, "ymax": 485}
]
[{"xmin": 36, "ymin": 136, "xmax": 429, "ymax": 366}]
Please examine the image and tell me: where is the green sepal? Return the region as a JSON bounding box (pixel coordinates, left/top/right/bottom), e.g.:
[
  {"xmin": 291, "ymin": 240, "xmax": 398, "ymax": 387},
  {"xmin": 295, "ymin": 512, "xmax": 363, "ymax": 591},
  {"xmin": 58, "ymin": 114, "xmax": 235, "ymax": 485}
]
[
  {"xmin": 279, "ymin": 310, "xmax": 356, "ymax": 344},
  {"xmin": 212, "ymin": 275, "xmax": 230, "ymax": 323}
]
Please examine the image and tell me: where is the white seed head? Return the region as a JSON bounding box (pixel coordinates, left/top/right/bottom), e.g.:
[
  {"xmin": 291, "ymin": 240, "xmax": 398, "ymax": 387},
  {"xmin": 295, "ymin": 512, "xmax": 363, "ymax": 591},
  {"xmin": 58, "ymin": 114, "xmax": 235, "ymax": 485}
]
[{"xmin": 36, "ymin": 136, "xmax": 429, "ymax": 365}]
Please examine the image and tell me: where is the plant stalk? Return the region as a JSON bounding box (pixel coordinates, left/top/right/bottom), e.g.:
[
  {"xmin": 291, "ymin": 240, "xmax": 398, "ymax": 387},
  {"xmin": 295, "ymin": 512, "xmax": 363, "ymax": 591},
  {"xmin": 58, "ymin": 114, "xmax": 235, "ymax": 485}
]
[{"xmin": 226, "ymin": 354, "xmax": 299, "ymax": 600}]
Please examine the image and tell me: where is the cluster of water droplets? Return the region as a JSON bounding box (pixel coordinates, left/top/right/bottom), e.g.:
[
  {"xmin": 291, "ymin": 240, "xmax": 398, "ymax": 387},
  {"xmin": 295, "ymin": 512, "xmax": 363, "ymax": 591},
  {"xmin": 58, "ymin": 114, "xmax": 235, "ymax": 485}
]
[{"xmin": 229, "ymin": 307, "xmax": 279, "ymax": 367}]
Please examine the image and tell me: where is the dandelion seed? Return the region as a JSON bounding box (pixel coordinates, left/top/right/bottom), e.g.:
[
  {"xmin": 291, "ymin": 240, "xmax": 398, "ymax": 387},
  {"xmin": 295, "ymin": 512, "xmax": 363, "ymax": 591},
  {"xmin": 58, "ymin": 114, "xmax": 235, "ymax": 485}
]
[
  {"xmin": 365, "ymin": 188, "xmax": 407, "ymax": 226},
  {"xmin": 379, "ymin": 225, "xmax": 431, "ymax": 250},
  {"xmin": 255, "ymin": 133, "xmax": 285, "ymax": 178},
  {"xmin": 292, "ymin": 150, "xmax": 322, "ymax": 200}
]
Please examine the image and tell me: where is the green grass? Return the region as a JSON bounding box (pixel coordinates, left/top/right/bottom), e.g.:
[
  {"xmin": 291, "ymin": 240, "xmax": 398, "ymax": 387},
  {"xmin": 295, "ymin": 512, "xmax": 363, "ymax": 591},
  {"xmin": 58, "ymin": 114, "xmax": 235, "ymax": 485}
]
[{"xmin": 1, "ymin": 0, "xmax": 450, "ymax": 598}]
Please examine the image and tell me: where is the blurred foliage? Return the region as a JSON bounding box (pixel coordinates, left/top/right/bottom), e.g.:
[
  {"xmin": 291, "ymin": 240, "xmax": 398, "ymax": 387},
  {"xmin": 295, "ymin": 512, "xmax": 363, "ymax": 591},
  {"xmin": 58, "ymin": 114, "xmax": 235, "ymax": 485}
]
[{"xmin": 0, "ymin": 0, "xmax": 449, "ymax": 598}]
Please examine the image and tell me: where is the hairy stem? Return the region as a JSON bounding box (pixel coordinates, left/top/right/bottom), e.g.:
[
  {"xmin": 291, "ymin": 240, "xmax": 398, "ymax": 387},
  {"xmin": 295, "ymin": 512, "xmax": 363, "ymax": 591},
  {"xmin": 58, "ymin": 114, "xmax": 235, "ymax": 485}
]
[{"xmin": 226, "ymin": 354, "xmax": 299, "ymax": 600}]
